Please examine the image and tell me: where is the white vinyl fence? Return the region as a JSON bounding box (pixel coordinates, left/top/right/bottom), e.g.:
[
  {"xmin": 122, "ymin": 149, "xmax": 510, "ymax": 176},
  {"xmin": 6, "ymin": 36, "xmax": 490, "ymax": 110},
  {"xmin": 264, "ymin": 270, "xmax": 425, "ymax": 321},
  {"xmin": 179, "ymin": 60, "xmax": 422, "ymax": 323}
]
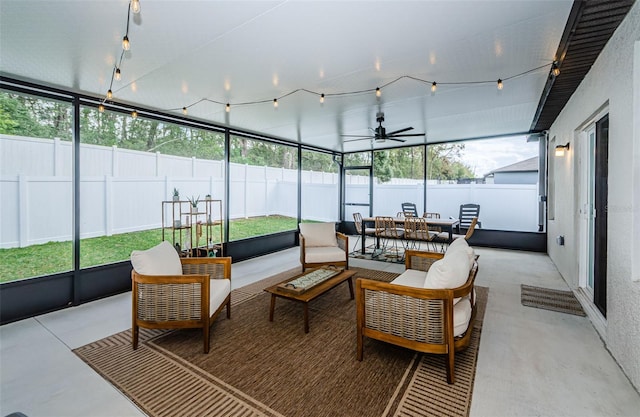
[{"xmin": 1, "ymin": 134, "xmax": 539, "ymax": 248}]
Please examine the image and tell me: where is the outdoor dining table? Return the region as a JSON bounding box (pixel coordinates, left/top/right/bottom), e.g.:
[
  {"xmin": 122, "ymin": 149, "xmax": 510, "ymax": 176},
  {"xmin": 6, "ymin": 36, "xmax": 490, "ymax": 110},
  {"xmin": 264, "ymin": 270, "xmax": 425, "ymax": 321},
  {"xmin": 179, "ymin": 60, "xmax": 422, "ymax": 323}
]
[{"xmin": 359, "ymin": 217, "xmax": 460, "ymax": 254}]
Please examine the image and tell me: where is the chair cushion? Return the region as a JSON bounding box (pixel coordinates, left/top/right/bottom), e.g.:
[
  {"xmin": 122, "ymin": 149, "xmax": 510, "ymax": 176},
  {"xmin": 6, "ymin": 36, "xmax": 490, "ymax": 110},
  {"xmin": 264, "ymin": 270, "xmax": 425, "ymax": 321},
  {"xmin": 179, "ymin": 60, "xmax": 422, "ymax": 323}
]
[
  {"xmin": 130, "ymin": 241, "xmax": 182, "ymax": 275},
  {"xmin": 391, "ymin": 269, "xmax": 427, "ymax": 287},
  {"xmin": 446, "ymin": 237, "xmax": 476, "ymax": 265},
  {"xmin": 299, "ymin": 222, "xmax": 338, "ymax": 247},
  {"xmin": 209, "ymin": 278, "xmax": 231, "ymax": 315},
  {"xmin": 304, "ymin": 246, "xmax": 346, "ymax": 263},
  {"xmin": 453, "ymin": 298, "xmax": 473, "ymax": 337},
  {"xmin": 423, "ymin": 249, "xmax": 471, "ymax": 289}
]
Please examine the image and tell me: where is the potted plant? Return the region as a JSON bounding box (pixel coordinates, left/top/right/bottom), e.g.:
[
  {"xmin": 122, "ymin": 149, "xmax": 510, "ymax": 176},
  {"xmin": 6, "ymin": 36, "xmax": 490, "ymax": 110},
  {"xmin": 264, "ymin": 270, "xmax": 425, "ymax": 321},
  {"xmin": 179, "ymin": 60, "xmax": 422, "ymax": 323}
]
[
  {"xmin": 173, "ymin": 188, "xmax": 180, "ymax": 201},
  {"xmin": 187, "ymin": 195, "xmax": 200, "ymax": 213}
]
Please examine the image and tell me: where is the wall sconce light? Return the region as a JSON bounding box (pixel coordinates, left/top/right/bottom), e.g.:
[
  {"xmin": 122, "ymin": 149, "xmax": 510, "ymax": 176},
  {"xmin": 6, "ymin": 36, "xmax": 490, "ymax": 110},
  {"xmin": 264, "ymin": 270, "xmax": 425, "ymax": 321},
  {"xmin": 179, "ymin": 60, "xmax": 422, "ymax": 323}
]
[{"xmin": 555, "ymin": 142, "xmax": 570, "ymax": 157}]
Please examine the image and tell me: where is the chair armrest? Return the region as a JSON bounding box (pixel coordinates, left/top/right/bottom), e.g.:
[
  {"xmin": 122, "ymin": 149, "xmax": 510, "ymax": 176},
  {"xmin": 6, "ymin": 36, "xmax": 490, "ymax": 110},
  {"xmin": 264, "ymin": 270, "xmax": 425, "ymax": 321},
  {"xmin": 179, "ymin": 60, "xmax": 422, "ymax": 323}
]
[
  {"xmin": 299, "ymin": 233, "xmax": 306, "ymax": 265},
  {"xmin": 336, "ymin": 232, "xmax": 348, "ymax": 252},
  {"xmin": 404, "ymin": 250, "xmax": 444, "ymax": 271}
]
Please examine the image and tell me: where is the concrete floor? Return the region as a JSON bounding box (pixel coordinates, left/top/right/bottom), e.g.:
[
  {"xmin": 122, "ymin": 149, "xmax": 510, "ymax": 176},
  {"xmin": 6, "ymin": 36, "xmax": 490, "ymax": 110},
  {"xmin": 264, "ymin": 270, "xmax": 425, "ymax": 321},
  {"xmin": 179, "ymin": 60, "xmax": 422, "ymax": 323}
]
[{"xmin": 1, "ymin": 244, "xmax": 639, "ymax": 417}]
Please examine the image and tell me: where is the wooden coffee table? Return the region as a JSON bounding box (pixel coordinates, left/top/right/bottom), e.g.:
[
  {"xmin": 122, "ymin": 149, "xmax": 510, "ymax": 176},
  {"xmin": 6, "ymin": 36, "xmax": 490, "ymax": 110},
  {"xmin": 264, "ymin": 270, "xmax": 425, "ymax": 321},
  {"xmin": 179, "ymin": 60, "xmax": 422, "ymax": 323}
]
[{"xmin": 264, "ymin": 268, "xmax": 357, "ymax": 333}]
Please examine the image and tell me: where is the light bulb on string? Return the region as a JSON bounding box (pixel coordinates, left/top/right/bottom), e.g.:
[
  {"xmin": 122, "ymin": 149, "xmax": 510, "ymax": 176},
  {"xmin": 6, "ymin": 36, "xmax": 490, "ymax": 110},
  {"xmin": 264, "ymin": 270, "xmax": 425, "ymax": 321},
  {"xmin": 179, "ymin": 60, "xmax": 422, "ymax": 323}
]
[
  {"xmin": 115, "ymin": 68, "xmax": 121, "ymax": 81},
  {"xmin": 131, "ymin": 0, "xmax": 141, "ymax": 14},
  {"xmin": 226, "ymin": 103, "xmax": 230, "ymax": 113},
  {"xmin": 431, "ymin": 82, "xmax": 437, "ymax": 93},
  {"xmin": 98, "ymin": 103, "xmax": 105, "ymax": 113},
  {"xmin": 273, "ymin": 98, "xmax": 278, "ymax": 108},
  {"xmin": 182, "ymin": 107, "xmax": 187, "ymax": 115},
  {"xmin": 131, "ymin": 110, "xmax": 138, "ymax": 119},
  {"xmin": 375, "ymin": 87, "xmax": 381, "ymax": 98},
  {"xmin": 497, "ymin": 79, "xmax": 503, "ymax": 90},
  {"xmin": 320, "ymin": 93, "xmax": 325, "ymax": 104},
  {"xmin": 552, "ymin": 62, "xmax": 560, "ymax": 77},
  {"xmin": 122, "ymin": 35, "xmax": 130, "ymax": 51},
  {"xmin": 107, "ymin": 89, "xmax": 113, "ymax": 99}
]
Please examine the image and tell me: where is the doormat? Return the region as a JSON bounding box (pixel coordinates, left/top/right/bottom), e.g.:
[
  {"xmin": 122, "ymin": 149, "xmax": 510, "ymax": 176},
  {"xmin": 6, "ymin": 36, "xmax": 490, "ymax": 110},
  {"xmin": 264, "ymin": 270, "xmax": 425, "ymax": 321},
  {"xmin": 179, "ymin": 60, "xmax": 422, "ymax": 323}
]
[{"xmin": 520, "ymin": 284, "xmax": 586, "ymax": 316}]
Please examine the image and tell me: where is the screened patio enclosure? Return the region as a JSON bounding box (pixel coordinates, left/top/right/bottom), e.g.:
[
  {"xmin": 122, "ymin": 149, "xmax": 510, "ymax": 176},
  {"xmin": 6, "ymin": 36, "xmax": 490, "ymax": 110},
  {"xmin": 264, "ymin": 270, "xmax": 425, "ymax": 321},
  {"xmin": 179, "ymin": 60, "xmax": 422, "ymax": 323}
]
[{"xmin": 0, "ymin": 81, "xmax": 546, "ymax": 324}]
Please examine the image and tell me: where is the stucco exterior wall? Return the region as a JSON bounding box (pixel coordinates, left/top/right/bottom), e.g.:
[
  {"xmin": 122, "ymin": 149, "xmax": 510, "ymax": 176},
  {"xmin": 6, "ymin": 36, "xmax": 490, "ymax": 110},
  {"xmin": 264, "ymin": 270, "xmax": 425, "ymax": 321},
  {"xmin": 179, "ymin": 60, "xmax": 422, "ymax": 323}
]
[{"xmin": 547, "ymin": 1, "xmax": 640, "ymax": 391}]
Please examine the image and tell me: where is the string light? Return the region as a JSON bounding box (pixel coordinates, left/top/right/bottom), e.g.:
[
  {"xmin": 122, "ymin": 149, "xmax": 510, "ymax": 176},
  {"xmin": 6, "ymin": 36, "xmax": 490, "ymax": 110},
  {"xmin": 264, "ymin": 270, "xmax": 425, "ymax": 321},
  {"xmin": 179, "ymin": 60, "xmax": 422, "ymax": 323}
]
[
  {"xmin": 122, "ymin": 35, "xmax": 130, "ymax": 51},
  {"xmin": 131, "ymin": 110, "xmax": 138, "ymax": 118},
  {"xmin": 98, "ymin": 103, "xmax": 105, "ymax": 112},
  {"xmin": 130, "ymin": 0, "xmax": 141, "ymax": 14},
  {"xmin": 100, "ymin": 2, "xmax": 558, "ymax": 120}
]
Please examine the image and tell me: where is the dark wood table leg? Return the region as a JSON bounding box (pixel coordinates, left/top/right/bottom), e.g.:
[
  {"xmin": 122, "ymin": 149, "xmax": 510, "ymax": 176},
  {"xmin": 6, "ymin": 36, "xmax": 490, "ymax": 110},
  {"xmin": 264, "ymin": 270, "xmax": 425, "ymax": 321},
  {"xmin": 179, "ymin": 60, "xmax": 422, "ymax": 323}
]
[
  {"xmin": 269, "ymin": 295, "xmax": 276, "ymax": 322},
  {"xmin": 347, "ymin": 276, "xmax": 354, "ymax": 299},
  {"xmin": 303, "ymin": 303, "xmax": 310, "ymax": 333}
]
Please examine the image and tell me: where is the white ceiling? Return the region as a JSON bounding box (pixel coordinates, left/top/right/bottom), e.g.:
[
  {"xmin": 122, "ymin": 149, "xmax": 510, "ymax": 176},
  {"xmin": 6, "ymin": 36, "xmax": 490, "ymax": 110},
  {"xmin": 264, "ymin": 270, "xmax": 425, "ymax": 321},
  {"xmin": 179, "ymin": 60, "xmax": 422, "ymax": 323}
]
[{"xmin": 0, "ymin": 0, "xmax": 573, "ymax": 152}]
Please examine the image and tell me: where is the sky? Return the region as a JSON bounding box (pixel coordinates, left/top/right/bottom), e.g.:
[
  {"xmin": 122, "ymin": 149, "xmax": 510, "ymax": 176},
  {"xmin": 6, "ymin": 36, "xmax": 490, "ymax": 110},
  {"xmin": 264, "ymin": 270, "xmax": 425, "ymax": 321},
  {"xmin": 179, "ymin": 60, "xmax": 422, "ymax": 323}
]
[{"xmin": 461, "ymin": 135, "xmax": 540, "ymax": 178}]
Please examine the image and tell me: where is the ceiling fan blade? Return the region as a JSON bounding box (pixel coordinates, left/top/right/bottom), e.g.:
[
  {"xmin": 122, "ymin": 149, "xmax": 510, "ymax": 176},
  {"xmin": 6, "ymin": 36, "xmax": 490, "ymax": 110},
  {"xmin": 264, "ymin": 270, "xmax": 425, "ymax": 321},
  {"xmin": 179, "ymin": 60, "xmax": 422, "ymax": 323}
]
[
  {"xmin": 341, "ymin": 134, "xmax": 374, "ymax": 138},
  {"xmin": 387, "ymin": 137, "xmax": 407, "ymax": 142},
  {"xmin": 389, "ymin": 133, "xmax": 426, "ymax": 138},
  {"xmin": 386, "ymin": 127, "xmax": 414, "ymax": 136},
  {"xmin": 343, "ymin": 137, "xmax": 374, "ymax": 142}
]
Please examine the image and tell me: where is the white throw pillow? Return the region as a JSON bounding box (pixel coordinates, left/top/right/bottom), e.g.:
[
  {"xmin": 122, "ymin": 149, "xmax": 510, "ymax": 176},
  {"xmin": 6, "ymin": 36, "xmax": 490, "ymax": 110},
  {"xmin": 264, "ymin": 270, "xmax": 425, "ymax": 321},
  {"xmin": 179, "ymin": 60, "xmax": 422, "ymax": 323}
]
[
  {"xmin": 424, "ymin": 249, "xmax": 471, "ymax": 289},
  {"xmin": 446, "ymin": 237, "xmax": 476, "ymax": 265},
  {"xmin": 299, "ymin": 222, "xmax": 338, "ymax": 247},
  {"xmin": 130, "ymin": 241, "xmax": 182, "ymax": 275}
]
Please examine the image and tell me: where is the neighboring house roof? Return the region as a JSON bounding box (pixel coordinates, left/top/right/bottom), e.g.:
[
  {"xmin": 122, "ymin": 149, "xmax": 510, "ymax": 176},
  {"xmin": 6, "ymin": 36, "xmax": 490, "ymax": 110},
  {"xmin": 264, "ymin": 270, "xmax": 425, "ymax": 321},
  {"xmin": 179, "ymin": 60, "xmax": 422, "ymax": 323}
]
[{"xmin": 485, "ymin": 156, "xmax": 538, "ymax": 177}]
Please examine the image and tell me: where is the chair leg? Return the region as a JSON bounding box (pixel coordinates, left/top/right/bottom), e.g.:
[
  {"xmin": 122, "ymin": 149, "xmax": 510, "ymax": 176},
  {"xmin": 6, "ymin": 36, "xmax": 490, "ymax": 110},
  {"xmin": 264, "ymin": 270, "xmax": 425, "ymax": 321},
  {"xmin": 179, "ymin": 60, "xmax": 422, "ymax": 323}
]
[
  {"xmin": 203, "ymin": 319, "xmax": 211, "ymax": 354},
  {"xmin": 446, "ymin": 349, "xmax": 455, "ymax": 384},
  {"xmin": 132, "ymin": 324, "xmax": 139, "ymax": 350}
]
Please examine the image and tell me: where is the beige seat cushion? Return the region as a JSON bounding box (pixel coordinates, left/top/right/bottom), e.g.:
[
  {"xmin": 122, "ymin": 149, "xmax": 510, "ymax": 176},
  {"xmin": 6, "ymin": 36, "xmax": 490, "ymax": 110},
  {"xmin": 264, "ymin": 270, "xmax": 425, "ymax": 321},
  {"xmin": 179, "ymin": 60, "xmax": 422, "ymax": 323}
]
[
  {"xmin": 210, "ymin": 278, "xmax": 231, "ymax": 313},
  {"xmin": 453, "ymin": 298, "xmax": 472, "ymax": 336},
  {"xmin": 130, "ymin": 241, "xmax": 182, "ymax": 275},
  {"xmin": 391, "ymin": 269, "xmax": 427, "ymax": 287},
  {"xmin": 304, "ymin": 246, "xmax": 345, "ymax": 263},
  {"xmin": 299, "ymin": 222, "xmax": 338, "ymax": 247}
]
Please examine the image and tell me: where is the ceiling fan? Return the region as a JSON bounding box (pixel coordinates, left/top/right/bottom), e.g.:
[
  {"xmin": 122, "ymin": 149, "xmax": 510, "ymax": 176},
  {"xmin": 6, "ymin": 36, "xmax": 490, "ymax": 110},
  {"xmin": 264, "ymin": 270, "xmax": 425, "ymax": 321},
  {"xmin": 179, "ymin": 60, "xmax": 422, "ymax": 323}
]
[{"xmin": 342, "ymin": 112, "xmax": 425, "ymax": 143}]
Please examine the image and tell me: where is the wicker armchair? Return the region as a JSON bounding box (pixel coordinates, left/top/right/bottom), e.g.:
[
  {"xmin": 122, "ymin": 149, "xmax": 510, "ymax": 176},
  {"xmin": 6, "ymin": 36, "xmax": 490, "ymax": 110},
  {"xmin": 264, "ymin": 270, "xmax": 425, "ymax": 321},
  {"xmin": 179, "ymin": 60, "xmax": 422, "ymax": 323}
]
[
  {"xmin": 299, "ymin": 222, "xmax": 349, "ymax": 272},
  {"xmin": 356, "ymin": 250, "xmax": 478, "ymax": 384},
  {"xmin": 131, "ymin": 256, "xmax": 232, "ymax": 354}
]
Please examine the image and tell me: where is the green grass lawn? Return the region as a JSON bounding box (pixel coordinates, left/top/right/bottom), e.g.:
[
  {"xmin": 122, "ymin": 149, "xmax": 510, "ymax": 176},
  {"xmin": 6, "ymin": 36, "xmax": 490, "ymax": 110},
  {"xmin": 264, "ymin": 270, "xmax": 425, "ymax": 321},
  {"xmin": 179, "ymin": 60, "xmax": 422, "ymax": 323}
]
[{"xmin": 0, "ymin": 215, "xmax": 301, "ymax": 283}]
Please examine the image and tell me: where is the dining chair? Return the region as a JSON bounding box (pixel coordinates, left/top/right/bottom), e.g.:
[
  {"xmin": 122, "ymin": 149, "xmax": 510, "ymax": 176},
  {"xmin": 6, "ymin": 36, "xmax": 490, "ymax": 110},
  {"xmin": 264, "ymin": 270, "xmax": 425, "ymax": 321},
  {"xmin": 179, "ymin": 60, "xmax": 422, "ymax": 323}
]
[
  {"xmin": 400, "ymin": 202, "xmax": 419, "ymax": 217},
  {"xmin": 352, "ymin": 212, "xmax": 376, "ymax": 254},
  {"xmin": 403, "ymin": 217, "xmax": 438, "ymax": 251},
  {"xmin": 458, "ymin": 204, "xmax": 482, "ymax": 230},
  {"xmin": 374, "ymin": 216, "xmax": 405, "ymax": 260}
]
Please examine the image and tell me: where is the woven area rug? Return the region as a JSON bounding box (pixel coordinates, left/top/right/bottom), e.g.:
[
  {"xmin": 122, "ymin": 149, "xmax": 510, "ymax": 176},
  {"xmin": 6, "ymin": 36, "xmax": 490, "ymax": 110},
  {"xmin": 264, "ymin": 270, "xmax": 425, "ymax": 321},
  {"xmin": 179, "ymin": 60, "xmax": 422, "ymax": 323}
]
[
  {"xmin": 74, "ymin": 267, "xmax": 488, "ymax": 417},
  {"xmin": 521, "ymin": 284, "xmax": 586, "ymax": 316}
]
